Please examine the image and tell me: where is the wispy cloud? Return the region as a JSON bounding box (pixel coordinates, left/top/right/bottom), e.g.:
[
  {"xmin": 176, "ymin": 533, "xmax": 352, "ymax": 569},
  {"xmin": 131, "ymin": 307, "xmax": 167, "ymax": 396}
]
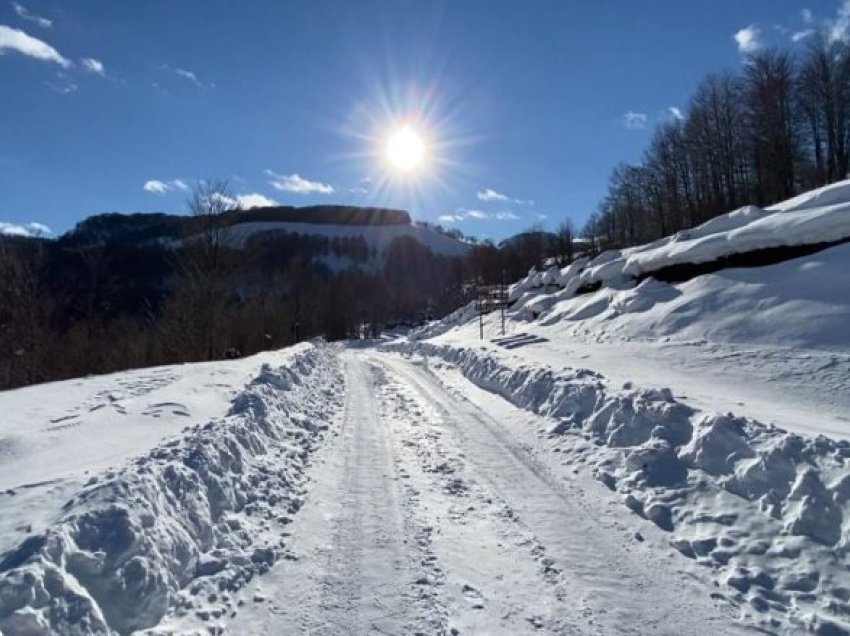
[
  {"xmin": 734, "ymin": 25, "xmax": 761, "ymax": 54},
  {"xmin": 829, "ymin": 1, "xmax": 850, "ymax": 42},
  {"xmin": 11, "ymin": 3, "xmax": 52, "ymax": 29},
  {"xmin": 477, "ymin": 188, "xmax": 533, "ymax": 205},
  {"xmin": 802, "ymin": 8, "xmax": 814, "ymax": 25},
  {"xmin": 143, "ymin": 178, "xmax": 190, "ymax": 194},
  {"xmin": 159, "ymin": 64, "xmax": 212, "ymax": 89},
  {"xmin": 44, "ymin": 79, "xmax": 77, "ymax": 95},
  {"xmin": 81, "ymin": 57, "xmax": 104, "ymax": 75},
  {"xmin": 0, "ymin": 220, "xmax": 51, "ymax": 237},
  {"xmin": 477, "ymin": 188, "xmax": 509, "ymax": 202},
  {"xmin": 622, "ymin": 111, "xmax": 648, "ymax": 129},
  {"xmin": 0, "ymin": 24, "xmax": 70, "ymax": 67},
  {"xmin": 668, "ymin": 106, "xmax": 684, "ymax": 120},
  {"xmin": 174, "ymin": 67, "xmax": 201, "ymax": 86},
  {"xmin": 265, "ymin": 170, "xmax": 334, "ymax": 194},
  {"xmin": 437, "ymin": 208, "xmax": 522, "ymax": 223},
  {"xmin": 792, "ymin": 28, "xmax": 815, "ymax": 42}
]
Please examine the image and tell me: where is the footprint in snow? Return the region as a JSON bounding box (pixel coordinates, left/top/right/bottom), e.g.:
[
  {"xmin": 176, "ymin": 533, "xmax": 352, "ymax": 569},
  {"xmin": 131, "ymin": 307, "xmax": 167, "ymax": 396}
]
[{"xmin": 462, "ymin": 583, "xmax": 485, "ymax": 609}]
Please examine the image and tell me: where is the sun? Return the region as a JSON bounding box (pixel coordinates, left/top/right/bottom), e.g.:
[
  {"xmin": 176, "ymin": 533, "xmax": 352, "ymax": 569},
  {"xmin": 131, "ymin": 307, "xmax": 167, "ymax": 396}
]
[{"xmin": 386, "ymin": 126, "xmax": 426, "ymax": 172}]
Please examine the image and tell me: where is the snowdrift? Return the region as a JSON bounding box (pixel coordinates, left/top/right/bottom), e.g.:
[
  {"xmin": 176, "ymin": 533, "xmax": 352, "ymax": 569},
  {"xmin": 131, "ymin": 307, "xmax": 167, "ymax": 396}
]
[
  {"xmin": 0, "ymin": 344, "xmax": 343, "ymax": 635},
  {"xmin": 389, "ymin": 341, "xmax": 850, "ymax": 633},
  {"xmin": 509, "ymin": 178, "xmax": 850, "ymax": 302},
  {"xmin": 495, "ymin": 180, "xmax": 850, "ymax": 352}
]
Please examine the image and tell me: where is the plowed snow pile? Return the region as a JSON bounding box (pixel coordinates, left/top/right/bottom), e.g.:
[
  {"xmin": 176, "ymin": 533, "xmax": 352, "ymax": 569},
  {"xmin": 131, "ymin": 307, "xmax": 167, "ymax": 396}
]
[
  {"xmin": 396, "ymin": 180, "xmax": 850, "ymax": 633},
  {"xmin": 0, "ymin": 343, "xmax": 343, "ymax": 635}
]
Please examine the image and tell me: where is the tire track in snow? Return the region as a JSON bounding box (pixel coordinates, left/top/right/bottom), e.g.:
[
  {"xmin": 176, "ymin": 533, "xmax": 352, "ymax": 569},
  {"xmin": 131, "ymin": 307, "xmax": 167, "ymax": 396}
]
[
  {"xmin": 221, "ymin": 352, "xmax": 443, "ymax": 635},
  {"xmin": 372, "ymin": 360, "xmax": 587, "ymax": 635},
  {"xmin": 371, "ymin": 352, "xmax": 746, "ymax": 635}
]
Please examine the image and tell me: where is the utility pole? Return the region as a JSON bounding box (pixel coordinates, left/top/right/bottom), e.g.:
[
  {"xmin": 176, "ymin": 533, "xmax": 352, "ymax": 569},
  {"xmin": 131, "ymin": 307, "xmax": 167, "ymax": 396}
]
[
  {"xmin": 500, "ymin": 269, "xmax": 506, "ymax": 336},
  {"xmin": 478, "ymin": 281, "xmax": 484, "ymax": 340}
]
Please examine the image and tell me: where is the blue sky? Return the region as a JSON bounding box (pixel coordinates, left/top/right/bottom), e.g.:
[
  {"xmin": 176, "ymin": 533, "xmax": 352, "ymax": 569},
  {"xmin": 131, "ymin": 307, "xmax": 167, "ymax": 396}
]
[{"xmin": 0, "ymin": 1, "xmax": 844, "ymax": 240}]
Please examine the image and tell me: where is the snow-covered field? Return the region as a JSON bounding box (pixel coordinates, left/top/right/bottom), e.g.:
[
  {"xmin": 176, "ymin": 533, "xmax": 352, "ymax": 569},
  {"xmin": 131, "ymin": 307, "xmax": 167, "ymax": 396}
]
[
  {"xmin": 0, "ymin": 343, "xmax": 344, "ymax": 634},
  {"xmin": 2, "ymin": 181, "xmax": 850, "ymax": 634}
]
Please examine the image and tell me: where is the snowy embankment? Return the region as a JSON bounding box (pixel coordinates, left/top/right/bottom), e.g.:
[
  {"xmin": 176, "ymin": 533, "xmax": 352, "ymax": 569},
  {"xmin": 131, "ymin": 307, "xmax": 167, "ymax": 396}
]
[
  {"xmin": 385, "ymin": 340, "xmax": 850, "ymax": 633},
  {"xmin": 508, "ymin": 179, "xmax": 850, "ymax": 339},
  {"xmin": 0, "ymin": 343, "xmax": 343, "ymax": 635},
  {"xmin": 392, "ymin": 180, "xmax": 850, "ymax": 633}
]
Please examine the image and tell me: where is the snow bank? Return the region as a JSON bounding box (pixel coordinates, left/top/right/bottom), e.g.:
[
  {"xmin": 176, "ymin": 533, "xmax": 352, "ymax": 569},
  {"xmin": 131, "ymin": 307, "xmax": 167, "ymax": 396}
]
[
  {"xmin": 509, "ymin": 179, "xmax": 850, "ymax": 324},
  {"xmin": 526, "ymin": 242, "xmax": 850, "ymax": 351},
  {"xmin": 390, "ymin": 341, "xmax": 850, "ymax": 633},
  {"xmin": 409, "ymin": 301, "xmax": 479, "ymax": 341},
  {"xmin": 0, "ymin": 344, "xmax": 343, "ymax": 635}
]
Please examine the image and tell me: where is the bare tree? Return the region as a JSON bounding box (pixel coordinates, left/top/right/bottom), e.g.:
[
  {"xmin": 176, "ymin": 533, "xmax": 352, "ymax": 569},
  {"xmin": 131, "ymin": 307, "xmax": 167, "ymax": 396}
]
[
  {"xmin": 159, "ymin": 180, "xmax": 240, "ymax": 361},
  {"xmin": 555, "ymin": 218, "xmax": 575, "ymax": 264}
]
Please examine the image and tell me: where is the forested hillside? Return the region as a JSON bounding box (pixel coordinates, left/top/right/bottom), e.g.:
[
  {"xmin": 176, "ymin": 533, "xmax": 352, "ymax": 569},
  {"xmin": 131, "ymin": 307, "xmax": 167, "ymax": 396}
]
[
  {"xmin": 0, "ymin": 187, "xmax": 561, "ymax": 390},
  {"xmin": 585, "ymin": 36, "xmax": 850, "ymax": 251}
]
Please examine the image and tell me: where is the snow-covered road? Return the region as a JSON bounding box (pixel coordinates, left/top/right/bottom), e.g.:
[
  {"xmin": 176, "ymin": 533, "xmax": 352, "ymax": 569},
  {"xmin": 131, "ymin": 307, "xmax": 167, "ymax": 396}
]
[
  {"xmin": 4, "ymin": 342, "xmax": 843, "ymax": 634},
  {"xmin": 217, "ymin": 350, "xmax": 744, "ymax": 635}
]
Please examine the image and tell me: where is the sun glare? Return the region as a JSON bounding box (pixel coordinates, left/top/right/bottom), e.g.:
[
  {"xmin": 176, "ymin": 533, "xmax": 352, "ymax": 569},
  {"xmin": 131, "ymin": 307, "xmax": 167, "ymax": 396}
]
[{"xmin": 386, "ymin": 126, "xmax": 425, "ymax": 172}]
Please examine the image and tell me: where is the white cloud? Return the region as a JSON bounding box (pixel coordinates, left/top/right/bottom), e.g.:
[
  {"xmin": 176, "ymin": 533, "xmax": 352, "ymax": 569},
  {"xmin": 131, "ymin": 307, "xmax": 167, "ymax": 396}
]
[
  {"xmin": 0, "ymin": 220, "xmax": 51, "ymax": 237},
  {"xmin": 44, "ymin": 80, "xmax": 77, "ymax": 95},
  {"xmin": 143, "ymin": 180, "xmax": 169, "ymax": 194},
  {"xmin": 159, "ymin": 64, "xmax": 211, "ymax": 89},
  {"xmin": 237, "ymin": 192, "xmax": 277, "ymax": 208},
  {"xmin": 623, "ymin": 111, "xmax": 648, "ymax": 129},
  {"xmin": 734, "ymin": 25, "xmax": 761, "ymax": 54},
  {"xmin": 0, "ymin": 24, "xmax": 70, "ymax": 67},
  {"xmin": 802, "ymin": 8, "xmax": 814, "ymax": 24},
  {"xmin": 477, "ymin": 188, "xmax": 509, "ymax": 202},
  {"xmin": 476, "ymin": 187, "xmax": 533, "ymax": 205},
  {"xmin": 829, "ymin": 1, "xmax": 850, "ymax": 42},
  {"xmin": 668, "ymin": 106, "xmax": 684, "ymax": 120},
  {"xmin": 143, "ymin": 178, "xmax": 189, "ymax": 194},
  {"xmin": 792, "ymin": 28, "xmax": 815, "ymax": 42},
  {"xmin": 349, "ymin": 186, "xmax": 368, "ymax": 194},
  {"xmin": 265, "ymin": 170, "xmax": 334, "ymax": 194},
  {"xmin": 438, "ymin": 208, "xmax": 522, "ymax": 223},
  {"xmin": 81, "ymin": 57, "xmax": 104, "ymax": 75},
  {"xmin": 11, "ymin": 3, "xmax": 52, "ymax": 29},
  {"xmin": 209, "ymin": 192, "xmax": 237, "ymax": 207},
  {"xmin": 175, "ymin": 67, "xmax": 201, "ymax": 86}
]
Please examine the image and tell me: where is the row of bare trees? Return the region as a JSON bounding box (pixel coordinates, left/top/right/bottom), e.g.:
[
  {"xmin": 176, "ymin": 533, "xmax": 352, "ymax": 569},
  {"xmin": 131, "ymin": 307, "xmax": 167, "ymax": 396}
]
[
  {"xmin": 0, "ymin": 177, "xmax": 574, "ymax": 390},
  {"xmin": 583, "ymin": 34, "xmax": 850, "ymax": 251}
]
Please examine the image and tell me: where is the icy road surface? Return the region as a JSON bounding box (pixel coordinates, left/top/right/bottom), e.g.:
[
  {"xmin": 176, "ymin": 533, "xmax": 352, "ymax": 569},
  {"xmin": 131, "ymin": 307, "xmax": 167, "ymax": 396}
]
[{"xmin": 216, "ymin": 350, "xmax": 743, "ymax": 635}]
